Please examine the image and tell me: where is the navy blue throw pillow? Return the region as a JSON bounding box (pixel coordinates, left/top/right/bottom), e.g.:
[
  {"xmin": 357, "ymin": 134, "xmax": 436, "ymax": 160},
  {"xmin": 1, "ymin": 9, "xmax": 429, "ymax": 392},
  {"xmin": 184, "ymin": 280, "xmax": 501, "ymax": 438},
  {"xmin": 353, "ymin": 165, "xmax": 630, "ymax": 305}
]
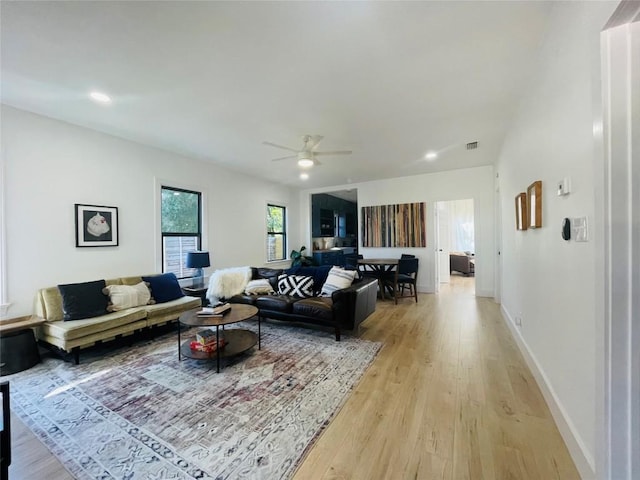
[
  {"xmin": 58, "ymin": 279, "xmax": 109, "ymax": 321},
  {"xmin": 285, "ymin": 265, "xmax": 332, "ymax": 294},
  {"xmin": 142, "ymin": 273, "xmax": 184, "ymax": 303}
]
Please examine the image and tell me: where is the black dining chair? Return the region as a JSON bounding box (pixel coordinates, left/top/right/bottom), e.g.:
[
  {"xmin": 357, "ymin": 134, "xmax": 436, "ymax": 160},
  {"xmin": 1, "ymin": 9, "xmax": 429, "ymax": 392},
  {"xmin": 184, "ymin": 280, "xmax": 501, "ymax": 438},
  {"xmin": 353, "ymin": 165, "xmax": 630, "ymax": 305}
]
[
  {"xmin": 344, "ymin": 253, "xmax": 362, "ymax": 276},
  {"xmin": 344, "ymin": 253, "xmax": 361, "ymax": 268},
  {"xmin": 400, "ymin": 253, "xmax": 415, "ymax": 259},
  {"xmin": 393, "ymin": 257, "xmax": 419, "ymax": 304}
]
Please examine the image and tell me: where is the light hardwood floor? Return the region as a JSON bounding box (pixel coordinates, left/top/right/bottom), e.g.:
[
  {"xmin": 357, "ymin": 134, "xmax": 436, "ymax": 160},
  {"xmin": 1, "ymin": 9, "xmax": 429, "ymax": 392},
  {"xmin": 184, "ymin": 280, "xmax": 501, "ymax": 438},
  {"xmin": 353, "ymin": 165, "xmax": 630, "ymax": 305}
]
[
  {"xmin": 293, "ymin": 275, "xmax": 578, "ymax": 479},
  {"xmin": 9, "ymin": 275, "xmax": 578, "ymax": 479}
]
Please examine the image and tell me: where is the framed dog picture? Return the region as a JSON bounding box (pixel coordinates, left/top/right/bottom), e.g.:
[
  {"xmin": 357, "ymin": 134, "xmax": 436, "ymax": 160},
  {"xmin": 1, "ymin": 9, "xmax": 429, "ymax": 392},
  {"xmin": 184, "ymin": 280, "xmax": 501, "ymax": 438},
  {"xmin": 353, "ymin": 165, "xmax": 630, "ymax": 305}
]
[{"xmin": 75, "ymin": 204, "xmax": 119, "ymax": 247}]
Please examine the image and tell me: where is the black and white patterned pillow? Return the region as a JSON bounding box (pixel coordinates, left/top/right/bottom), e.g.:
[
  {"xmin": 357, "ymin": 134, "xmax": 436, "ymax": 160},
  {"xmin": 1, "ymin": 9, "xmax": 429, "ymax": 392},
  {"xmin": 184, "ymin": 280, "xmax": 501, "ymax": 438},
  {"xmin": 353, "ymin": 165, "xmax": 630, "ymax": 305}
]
[{"xmin": 277, "ymin": 274, "xmax": 314, "ymax": 298}]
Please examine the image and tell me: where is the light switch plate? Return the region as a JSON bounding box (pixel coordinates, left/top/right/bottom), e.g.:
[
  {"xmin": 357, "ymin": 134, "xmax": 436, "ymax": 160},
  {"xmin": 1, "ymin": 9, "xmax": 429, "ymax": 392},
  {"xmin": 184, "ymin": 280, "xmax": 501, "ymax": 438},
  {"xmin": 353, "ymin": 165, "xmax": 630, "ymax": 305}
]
[{"xmin": 572, "ymin": 216, "xmax": 588, "ymax": 242}]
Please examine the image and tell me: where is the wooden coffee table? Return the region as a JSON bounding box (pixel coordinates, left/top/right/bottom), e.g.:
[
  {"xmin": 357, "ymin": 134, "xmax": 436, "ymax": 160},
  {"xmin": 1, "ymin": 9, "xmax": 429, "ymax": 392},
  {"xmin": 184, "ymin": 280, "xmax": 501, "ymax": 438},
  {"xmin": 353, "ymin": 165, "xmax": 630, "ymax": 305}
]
[{"xmin": 178, "ymin": 304, "xmax": 260, "ymax": 373}]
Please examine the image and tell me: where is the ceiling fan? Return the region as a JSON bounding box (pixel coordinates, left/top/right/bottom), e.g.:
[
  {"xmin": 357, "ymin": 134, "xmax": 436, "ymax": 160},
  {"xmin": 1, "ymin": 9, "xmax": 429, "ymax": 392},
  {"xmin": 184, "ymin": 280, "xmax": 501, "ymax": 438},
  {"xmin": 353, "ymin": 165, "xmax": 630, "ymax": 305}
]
[{"xmin": 263, "ymin": 135, "xmax": 352, "ymax": 167}]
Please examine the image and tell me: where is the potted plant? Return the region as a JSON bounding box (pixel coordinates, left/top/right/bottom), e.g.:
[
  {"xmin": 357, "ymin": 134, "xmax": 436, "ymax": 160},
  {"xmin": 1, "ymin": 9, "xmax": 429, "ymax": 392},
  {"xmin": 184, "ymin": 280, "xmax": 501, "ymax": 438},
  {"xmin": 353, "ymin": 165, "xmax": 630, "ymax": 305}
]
[{"xmin": 290, "ymin": 246, "xmax": 315, "ymax": 267}]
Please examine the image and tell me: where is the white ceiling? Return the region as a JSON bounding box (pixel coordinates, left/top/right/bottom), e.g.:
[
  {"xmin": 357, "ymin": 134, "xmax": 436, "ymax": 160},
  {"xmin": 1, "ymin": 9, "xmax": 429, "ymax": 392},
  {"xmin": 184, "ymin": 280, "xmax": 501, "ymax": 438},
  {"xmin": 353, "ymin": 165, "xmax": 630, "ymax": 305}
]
[{"xmin": 1, "ymin": 1, "xmax": 552, "ymax": 189}]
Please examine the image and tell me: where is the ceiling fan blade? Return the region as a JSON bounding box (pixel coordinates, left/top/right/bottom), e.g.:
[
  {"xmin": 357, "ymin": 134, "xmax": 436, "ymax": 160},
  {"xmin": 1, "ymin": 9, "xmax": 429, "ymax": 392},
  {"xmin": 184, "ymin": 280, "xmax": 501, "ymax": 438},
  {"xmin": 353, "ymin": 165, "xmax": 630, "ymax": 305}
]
[
  {"xmin": 271, "ymin": 155, "xmax": 297, "ymax": 162},
  {"xmin": 308, "ymin": 135, "xmax": 324, "ymax": 150},
  {"xmin": 314, "ymin": 150, "xmax": 353, "ymax": 156},
  {"xmin": 263, "ymin": 141, "xmax": 299, "ymax": 153}
]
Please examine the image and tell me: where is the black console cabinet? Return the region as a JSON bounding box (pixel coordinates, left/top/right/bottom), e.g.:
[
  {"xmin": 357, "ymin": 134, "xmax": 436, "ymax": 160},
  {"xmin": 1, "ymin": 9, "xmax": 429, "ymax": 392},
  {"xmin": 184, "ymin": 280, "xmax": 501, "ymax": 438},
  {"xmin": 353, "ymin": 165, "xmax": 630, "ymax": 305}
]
[{"xmin": 313, "ymin": 250, "xmax": 345, "ymax": 266}]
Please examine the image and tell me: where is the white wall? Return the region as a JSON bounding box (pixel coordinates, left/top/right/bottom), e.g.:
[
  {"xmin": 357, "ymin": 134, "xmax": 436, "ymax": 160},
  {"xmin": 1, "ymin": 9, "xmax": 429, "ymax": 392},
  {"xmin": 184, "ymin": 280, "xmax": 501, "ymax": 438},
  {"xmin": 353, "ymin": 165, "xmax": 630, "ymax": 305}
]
[
  {"xmin": 300, "ymin": 165, "xmax": 495, "ymax": 297},
  {"xmin": 495, "ymin": 2, "xmax": 617, "ymax": 477},
  {"xmin": 1, "ymin": 106, "xmax": 298, "ymax": 318}
]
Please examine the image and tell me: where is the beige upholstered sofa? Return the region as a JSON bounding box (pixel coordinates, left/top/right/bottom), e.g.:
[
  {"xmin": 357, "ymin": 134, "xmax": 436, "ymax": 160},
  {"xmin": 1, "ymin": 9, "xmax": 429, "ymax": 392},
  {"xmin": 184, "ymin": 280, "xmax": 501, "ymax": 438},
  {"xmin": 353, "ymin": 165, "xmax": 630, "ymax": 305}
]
[
  {"xmin": 449, "ymin": 252, "xmax": 475, "ymax": 276},
  {"xmin": 35, "ymin": 275, "xmax": 201, "ymax": 364}
]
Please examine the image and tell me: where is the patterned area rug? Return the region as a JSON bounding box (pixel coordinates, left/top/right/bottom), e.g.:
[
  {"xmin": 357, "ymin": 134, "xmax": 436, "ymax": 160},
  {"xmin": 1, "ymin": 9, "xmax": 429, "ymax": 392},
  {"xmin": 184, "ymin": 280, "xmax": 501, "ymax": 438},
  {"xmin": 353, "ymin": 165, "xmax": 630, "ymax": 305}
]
[{"xmin": 8, "ymin": 322, "xmax": 381, "ymax": 479}]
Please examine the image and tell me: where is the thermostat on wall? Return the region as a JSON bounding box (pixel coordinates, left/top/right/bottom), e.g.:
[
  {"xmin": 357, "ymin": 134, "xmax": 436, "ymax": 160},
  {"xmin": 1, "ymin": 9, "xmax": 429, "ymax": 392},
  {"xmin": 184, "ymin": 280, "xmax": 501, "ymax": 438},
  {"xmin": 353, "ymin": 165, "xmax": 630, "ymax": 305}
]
[{"xmin": 557, "ymin": 177, "xmax": 572, "ymax": 196}]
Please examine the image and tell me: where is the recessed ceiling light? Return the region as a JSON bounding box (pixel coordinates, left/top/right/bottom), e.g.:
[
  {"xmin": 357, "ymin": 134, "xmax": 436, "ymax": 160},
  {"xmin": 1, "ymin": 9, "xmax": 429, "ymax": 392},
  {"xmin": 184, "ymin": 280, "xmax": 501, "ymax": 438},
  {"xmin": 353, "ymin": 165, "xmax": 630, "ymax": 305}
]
[
  {"xmin": 425, "ymin": 152, "xmax": 438, "ymax": 161},
  {"xmin": 299, "ymin": 172, "xmax": 309, "ymax": 180},
  {"xmin": 89, "ymin": 91, "xmax": 112, "ymax": 104}
]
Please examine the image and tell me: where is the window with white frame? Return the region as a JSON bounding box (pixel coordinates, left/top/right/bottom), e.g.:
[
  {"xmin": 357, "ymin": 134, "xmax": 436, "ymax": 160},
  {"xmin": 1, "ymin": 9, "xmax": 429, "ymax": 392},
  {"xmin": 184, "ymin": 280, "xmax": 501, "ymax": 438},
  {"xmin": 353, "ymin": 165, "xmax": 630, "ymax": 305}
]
[
  {"xmin": 267, "ymin": 203, "xmax": 286, "ymax": 262},
  {"xmin": 161, "ymin": 186, "xmax": 202, "ymax": 278}
]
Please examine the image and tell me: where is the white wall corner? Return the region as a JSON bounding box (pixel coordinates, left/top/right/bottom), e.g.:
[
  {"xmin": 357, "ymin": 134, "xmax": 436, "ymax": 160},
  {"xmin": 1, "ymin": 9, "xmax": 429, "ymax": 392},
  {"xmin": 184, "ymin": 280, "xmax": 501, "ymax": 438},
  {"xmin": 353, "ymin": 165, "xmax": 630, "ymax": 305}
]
[
  {"xmin": 500, "ymin": 305, "xmax": 596, "ymax": 479},
  {"xmin": 600, "ymin": 16, "xmax": 640, "ymax": 480}
]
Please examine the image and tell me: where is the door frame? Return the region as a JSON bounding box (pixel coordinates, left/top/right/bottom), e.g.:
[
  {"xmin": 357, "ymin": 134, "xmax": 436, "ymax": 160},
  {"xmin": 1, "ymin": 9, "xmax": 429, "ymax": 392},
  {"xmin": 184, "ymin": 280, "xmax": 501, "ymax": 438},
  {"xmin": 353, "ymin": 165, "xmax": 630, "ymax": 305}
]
[
  {"xmin": 433, "ymin": 205, "xmax": 441, "ymax": 293},
  {"xmin": 433, "ymin": 198, "xmax": 476, "ymax": 295},
  {"xmin": 598, "ymin": 8, "xmax": 640, "ymax": 479},
  {"xmin": 494, "ymin": 172, "xmax": 502, "ymax": 304}
]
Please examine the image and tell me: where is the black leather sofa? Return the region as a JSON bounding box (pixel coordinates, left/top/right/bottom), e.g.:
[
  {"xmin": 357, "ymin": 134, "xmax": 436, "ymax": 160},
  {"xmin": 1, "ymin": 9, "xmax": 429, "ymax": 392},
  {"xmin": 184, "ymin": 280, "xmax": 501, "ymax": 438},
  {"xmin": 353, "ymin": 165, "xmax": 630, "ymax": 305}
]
[{"xmin": 229, "ymin": 266, "xmax": 378, "ymax": 341}]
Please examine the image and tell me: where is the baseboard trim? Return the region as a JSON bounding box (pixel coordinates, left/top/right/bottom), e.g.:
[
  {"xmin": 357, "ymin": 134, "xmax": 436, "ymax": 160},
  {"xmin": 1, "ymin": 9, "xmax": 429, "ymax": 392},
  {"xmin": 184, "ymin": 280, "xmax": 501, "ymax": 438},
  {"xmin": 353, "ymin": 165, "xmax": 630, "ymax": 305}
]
[
  {"xmin": 417, "ymin": 284, "xmax": 434, "ymax": 294},
  {"xmin": 500, "ymin": 305, "xmax": 596, "ymax": 479},
  {"xmin": 475, "ymin": 289, "xmax": 493, "ymax": 298},
  {"xmin": 416, "ymin": 286, "xmax": 491, "ymax": 297}
]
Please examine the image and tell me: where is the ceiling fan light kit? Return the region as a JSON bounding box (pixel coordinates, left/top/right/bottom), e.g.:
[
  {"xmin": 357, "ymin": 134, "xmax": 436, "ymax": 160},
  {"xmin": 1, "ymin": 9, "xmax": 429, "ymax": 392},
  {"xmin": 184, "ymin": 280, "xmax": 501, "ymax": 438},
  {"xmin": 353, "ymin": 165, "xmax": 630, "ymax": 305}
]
[
  {"xmin": 264, "ymin": 134, "xmax": 352, "ymax": 170},
  {"xmin": 89, "ymin": 91, "xmax": 112, "ymax": 104},
  {"xmin": 297, "ymin": 152, "xmax": 314, "ymax": 168}
]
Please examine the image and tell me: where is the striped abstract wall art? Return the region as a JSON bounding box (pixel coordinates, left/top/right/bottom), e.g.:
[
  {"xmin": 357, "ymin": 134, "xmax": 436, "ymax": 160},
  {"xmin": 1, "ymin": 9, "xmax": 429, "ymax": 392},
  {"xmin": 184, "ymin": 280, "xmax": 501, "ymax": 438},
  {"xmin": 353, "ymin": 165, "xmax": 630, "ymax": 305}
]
[{"xmin": 361, "ymin": 202, "xmax": 426, "ymax": 247}]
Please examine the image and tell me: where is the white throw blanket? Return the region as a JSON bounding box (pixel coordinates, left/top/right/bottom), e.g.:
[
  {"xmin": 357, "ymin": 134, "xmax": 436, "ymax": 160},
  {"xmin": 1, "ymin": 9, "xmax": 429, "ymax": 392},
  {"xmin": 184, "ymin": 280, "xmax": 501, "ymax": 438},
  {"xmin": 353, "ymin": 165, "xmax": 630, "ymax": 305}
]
[{"xmin": 206, "ymin": 266, "xmax": 252, "ymax": 303}]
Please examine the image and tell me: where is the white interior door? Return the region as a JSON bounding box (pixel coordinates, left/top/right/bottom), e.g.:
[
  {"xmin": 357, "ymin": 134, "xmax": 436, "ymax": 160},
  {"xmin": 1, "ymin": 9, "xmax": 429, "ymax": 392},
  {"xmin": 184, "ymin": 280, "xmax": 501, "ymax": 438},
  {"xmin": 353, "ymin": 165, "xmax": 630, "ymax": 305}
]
[{"xmin": 437, "ymin": 202, "xmax": 450, "ymax": 284}]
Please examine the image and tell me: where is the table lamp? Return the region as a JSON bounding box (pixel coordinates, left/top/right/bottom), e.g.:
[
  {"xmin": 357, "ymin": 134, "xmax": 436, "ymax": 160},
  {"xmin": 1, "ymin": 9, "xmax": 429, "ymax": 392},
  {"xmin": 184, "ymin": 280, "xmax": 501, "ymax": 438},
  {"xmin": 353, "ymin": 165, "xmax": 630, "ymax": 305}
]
[{"xmin": 185, "ymin": 251, "xmax": 210, "ymax": 287}]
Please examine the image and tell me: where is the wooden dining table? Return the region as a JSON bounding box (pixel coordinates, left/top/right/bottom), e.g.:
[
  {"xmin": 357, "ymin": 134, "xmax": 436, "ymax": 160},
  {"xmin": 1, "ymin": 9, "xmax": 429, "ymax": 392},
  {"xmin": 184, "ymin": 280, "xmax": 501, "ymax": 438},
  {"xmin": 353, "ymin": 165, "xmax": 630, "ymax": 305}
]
[{"xmin": 357, "ymin": 258, "xmax": 399, "ymax": 300}]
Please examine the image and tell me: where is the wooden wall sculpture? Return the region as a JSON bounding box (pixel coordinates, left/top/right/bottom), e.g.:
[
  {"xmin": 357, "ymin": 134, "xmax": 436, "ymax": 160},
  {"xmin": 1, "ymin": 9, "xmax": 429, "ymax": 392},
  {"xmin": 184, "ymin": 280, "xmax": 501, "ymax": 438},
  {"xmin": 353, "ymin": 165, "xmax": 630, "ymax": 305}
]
[{"xmin": 361, "ymin": 202, "xmax": 426, "ymax": 247}]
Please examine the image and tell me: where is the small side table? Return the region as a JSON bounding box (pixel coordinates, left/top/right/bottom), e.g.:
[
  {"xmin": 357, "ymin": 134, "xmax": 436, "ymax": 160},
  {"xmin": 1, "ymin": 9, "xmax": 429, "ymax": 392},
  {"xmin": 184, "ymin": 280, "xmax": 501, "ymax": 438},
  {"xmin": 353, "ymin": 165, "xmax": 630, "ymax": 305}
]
[
  {"xmin": 182, "ymin": 286, "xmax": 208, "ymax": 306},
  {"xmin": 0, "ymin": 316, "xmax": 45, "ymax": 376}
]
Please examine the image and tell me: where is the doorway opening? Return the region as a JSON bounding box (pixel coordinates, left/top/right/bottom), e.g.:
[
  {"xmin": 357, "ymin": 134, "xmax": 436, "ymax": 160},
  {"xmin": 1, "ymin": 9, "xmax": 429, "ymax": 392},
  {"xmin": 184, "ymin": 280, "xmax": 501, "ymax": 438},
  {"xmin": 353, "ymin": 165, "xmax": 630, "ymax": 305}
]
[
  {"xmin": 310, "ymin": 189, "xmax": 358, "ymax": 255},
  {"xmin": 435, "ymin": 199, "xmax": 475, "ymax": 295}
]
